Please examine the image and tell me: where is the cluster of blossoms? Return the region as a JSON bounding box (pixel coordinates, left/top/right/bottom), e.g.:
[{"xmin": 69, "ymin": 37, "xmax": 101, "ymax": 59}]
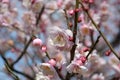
[{"xmin": 0, "ymin": 0, "xmax": 120, "ymax": 80}]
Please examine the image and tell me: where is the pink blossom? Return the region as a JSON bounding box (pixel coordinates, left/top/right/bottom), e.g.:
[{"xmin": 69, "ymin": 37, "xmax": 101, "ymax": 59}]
[
  {"xmin": 68, "ymin": 9, "xmax": 74, "ymax": 15},
  {"xmin": 2, "ymin": 0, "xmax": 9, "ymax": 3},
  {"xmin": 48, "ymin": 59, "xmax": 56, "ymax": 66},
  {"xmin": 33, "ymin": 38, "xmax": 42, "ymax": 46},
  {"xmin": 41, "ymin": 45, "xmax": 47, "ymax": 52},
  {"xmin": 80, "ymin": 24, "xmax": 90, "ymax": 35},
  {"xmin": 47, "ymin": 26, "xmax": 73, "ymax": 51}
]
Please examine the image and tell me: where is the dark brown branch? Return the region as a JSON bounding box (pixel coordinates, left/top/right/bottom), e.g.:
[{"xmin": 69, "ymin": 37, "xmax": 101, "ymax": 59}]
[
  {"xmin": 11, "ymin": 68, "xmax": 34, "ymax": 80},
  {"xmin": 36, "ymin": 5, "xmax": 45, "ymax": 26},
  {"xmin": 65, "ymin": 0, "xmax": 79, "ymax": 80},
  {"xmin": 70, "ymin": 0, "xmax": 79, "ymax": 63}
]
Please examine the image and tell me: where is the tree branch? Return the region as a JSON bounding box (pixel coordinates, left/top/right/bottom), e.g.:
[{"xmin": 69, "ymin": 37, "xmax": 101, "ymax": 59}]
[
  {"xmin": 11, "ymin": 35, "xmax": 33, "ymax": 67},
  {"xmin": 36, "ymin": 5, "xmax": 45, "ymax": 26},
  {"xmin": 70, "ymin": 0, "xmax": 79, "ymax": 63},
  {"xmin": 86, "ymin": 35, "xmax": 100, "ymax": 58},
  {"xmin": 0, "ymin": 51, "xmax": 34, "ymax": 80},
  {"xmin": 79, "ymin": 1, "xmax": 120, "ymax": 60},
  {"xmin": 0, "ymin": 54, "xmax": 19, "ymax": 80}
]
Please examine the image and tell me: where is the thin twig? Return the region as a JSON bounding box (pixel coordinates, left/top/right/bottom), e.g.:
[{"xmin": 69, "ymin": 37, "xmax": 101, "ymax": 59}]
[
  {"xmin": 63, "ymin": 9, "xmax": 71, "ymax": 29},
  {"xmin": 45, "ymin": 52, "xmax": 50, "ymax": 59},
  {"xmin": 1, "ymin": 25, "xmax": 28, "ymax": 36},
  {"xmin": 0, "ymin": 54, "xmax": 19, "ymax": 80},
  {"xmin": 86, "ymin": 35, "xmax": 100, "ymax": 58},
  {"xmin": 25, "ymin": 53, "xmax": 35, "ymax": 77},
  {"xmin": 11, "ymin": 35, "xmax": 33, "ymax": 66},
  {"xmin": 36, "ymin": 5, "xmax": 45, "ymax": 26}
]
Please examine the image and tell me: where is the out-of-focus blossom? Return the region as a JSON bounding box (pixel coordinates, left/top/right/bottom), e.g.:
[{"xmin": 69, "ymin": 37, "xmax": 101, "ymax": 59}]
[
  {"xmin": 91, "ymin": 73, "xmax": 105, "ymax": 80},
  {"xmin": 22, "ymin": 0, "xmax": 31, "ymax": 8},
  {"xmin": 100, "ymin": 2, "xmax": 110, "ymax": 21},
  {"xmin": 66, "ymin": 59, "xmax": 88, "ymax": 74},
  {"xmin": 89, "ymin": 0, "xmax": 94, "ymax": 3},
  {"xmin": 0, "ymin": 3, "xmax": 9, "ymax": 13},
  {"xmin": 100, "ymin": 1, "xmax": 109, "ymax": 15},
  {"xmin": 31, "ymin": 0, "xmax": 43, "ymax": 13},
  {"xmin": 0, "ymin": 39, "xmax": 14, "ymax": 52},
  {"xmin": 10, "ymin": 8, "xmax": 18, "ymax": 18},
  {"xmin": 45, "ymin": 1, "xmax": 58, "ymax": 14},
  {"xmin": 22, "ymin": 11, "xmax": 36, "ymax": 25},
  {"xmin": 0, "ymin": 15, "xmax": 10, "ymax": 26},
  {"xmin": 2, "ymin": 0, "xmax": 9, "ymax": 3},
  {"xmin": 89, "ymin": 10, "xmax": 101, "ymax": 25},
  {"xmin": 80, "ymin": 24, "xmax": 90, "ymax": 36},
  {"xmin": 108, "ymin": 55, "xmax": 120, "ymax": 74},
  {"xmin": 57, "ymin": 0, "xmax": 63, "ymax": 8},
  {"xmin": 54, "ymin": 53, "xmax": 67, "ymax": 68}
]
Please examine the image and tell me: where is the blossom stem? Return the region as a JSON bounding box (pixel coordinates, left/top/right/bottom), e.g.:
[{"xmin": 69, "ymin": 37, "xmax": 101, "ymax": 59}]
[
  {"xmin": 45, "ymin": 51, "xmax": 50, "ymax": 59},
  {"xmin": 79, "ymin": 1, "xmax": 120, "ymax": 60}
]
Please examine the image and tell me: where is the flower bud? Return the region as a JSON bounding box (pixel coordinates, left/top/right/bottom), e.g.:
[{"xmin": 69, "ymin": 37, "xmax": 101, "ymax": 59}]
[
  {"xmin": 48, "ymin": 59, "xmax": 56, "ymax": 66},
  {"xmin": 78, "ymin": 16, "xmax": 82, "ymax": 23},
  {"xmin": 79, "ymin": 56, "xmax": 86, "ymax": 63},
  {"xmin": 32, "ymin": 38, "xmax": 42, "ymax": 46},
  {"xmin": 68, "ymin": 10, "xmax": 74, "ymax": 15},
  {"xmin": 41, "ymin": 45, "xmax": 47, "ymax": 52},
  {"xmin": 75, "ymin": 8, "xmax": 80, "ymax": 13},
  {"xmin": 89, "ymin": 0, "xmax": 94, "ymax": 3},
  {"xmin": 105, "ymin": 50, "xmax": 111, "ymax": 56}
]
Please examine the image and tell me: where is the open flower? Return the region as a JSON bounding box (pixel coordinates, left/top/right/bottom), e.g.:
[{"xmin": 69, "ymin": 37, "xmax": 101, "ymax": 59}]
[
  {"xmin": 66, "ymin": 59, "xmax": 88, "ymax": 74},
  {"xmin": 35, "ymin": 63, "xmax": 61, "ymax": 80},
  {"xmin": 80, "ymin": 24, "xmax": 90, "ymax": 36},
  {"xmin": 47, "ymin": 26, "xmax": 73, "ymax": 51}
]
